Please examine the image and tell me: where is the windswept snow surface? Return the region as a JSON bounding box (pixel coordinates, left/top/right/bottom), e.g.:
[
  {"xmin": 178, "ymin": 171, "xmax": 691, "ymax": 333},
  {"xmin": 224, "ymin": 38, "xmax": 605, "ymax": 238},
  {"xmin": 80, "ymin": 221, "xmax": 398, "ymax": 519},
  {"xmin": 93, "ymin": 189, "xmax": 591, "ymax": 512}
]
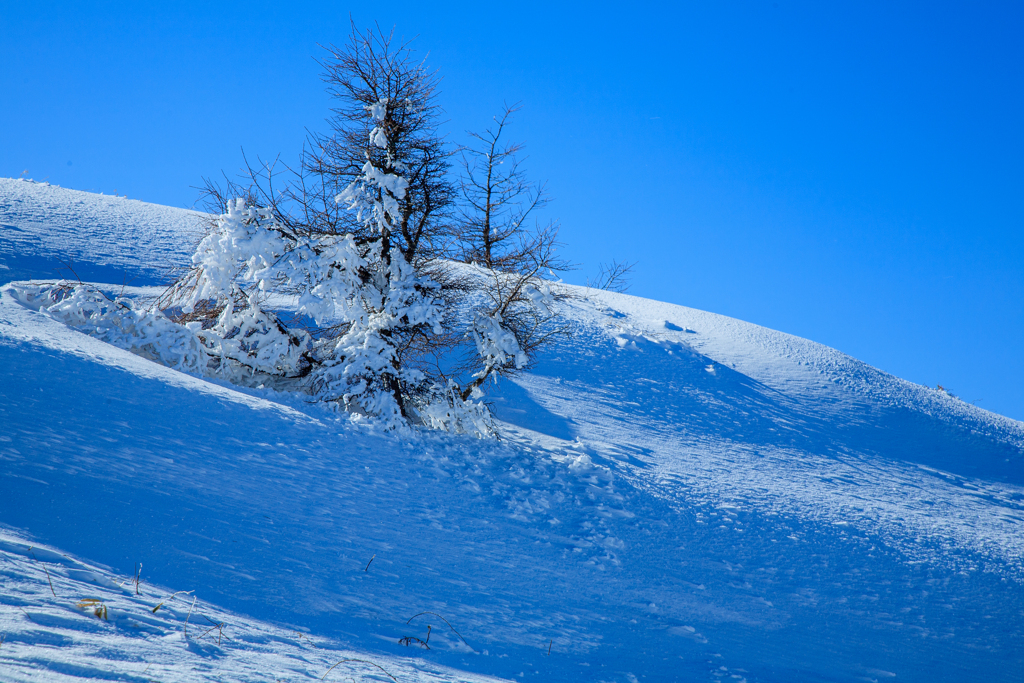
[
  {"xmin": 1, "ymin": 178, "xmax": 1023, "ymax": 682},
  {"xmin": 0, "ymin": 178, "xmax": 203, "ymax": 285}
]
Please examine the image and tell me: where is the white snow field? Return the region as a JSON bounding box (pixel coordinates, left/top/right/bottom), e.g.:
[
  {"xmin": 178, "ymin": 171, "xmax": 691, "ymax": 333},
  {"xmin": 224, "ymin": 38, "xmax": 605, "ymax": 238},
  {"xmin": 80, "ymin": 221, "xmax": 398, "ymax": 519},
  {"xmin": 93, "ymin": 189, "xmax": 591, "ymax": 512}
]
[{"xmin": 1, "ymin": 176, "xmax": 1023, "ymax": 682}]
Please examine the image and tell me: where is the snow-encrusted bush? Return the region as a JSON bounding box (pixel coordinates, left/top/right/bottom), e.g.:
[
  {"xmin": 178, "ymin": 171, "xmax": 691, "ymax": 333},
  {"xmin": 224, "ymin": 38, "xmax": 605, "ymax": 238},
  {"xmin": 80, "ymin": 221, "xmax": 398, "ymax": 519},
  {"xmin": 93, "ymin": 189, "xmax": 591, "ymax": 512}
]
[
  {"xmin": 417, "ymin": 382, "xmax": 495, "ymax": 438},
  {"xmin": 9, "ymin": 283, "xmax": 206, "ymax": 372}
]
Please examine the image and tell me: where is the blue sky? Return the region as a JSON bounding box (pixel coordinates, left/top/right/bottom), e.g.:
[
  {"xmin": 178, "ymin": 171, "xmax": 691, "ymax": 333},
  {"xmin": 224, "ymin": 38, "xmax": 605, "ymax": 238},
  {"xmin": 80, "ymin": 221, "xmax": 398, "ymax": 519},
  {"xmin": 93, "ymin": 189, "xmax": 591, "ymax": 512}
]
[{"xmin": 2, "ymin": 1, "xmax": 1022, "ymax": 420}]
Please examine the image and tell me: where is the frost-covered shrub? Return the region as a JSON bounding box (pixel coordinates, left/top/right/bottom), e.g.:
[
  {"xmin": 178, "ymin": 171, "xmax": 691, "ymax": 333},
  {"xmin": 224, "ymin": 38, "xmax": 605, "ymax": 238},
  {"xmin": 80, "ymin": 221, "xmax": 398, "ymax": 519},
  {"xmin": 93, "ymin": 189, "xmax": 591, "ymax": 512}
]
[
  {"xmin": 183, "ymin": 199, "xmax": 365, "ymax": 327},
  {"xmin": 191, "ymin": 290, "xmax": 311, "ymax": 380},
  {"xmin": 8, "ymin": 283, "xmax": 205, "ymax": 373},
  {"xmin": 458, "ymin": 268, "xmax": 566, "ymax": 401},
  {"xmin": 417, "ymin": 382, "xmax": 495, "ymax": 438}
]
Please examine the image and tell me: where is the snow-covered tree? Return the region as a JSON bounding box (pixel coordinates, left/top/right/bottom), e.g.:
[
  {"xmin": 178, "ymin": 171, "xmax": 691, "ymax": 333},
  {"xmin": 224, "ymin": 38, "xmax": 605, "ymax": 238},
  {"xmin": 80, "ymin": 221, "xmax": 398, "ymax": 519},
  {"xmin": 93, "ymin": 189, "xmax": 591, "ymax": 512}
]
[
  {"xmin": 302, "ymin": 26, "xmax": 459, "ymax": 424},
  {"xmin": 166, "ymin": 25, "xmax": 483, "ymax": 431},
  {"xmin": 322, "ymin": 95, "xmax": 445, "ymax": 423},
  {"xmin": 165, "ymin": 175, "xmax": 444, "ymax": 427},
  {"xmin": 153, "ymin": 27, "xmax": 573, "ymax": 434}
]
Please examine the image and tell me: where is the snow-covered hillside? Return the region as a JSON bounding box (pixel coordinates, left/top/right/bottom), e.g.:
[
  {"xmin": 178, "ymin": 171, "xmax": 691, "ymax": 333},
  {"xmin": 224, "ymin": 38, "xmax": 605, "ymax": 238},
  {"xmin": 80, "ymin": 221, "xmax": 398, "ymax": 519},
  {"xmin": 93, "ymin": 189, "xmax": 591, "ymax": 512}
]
[
  {"xmin": 0, "ymin": 178, "xmax": 203, "ymax": 286},
  {"xmin": 2, "ymin": 177, "xmax": 1023, "ymax": 682}
]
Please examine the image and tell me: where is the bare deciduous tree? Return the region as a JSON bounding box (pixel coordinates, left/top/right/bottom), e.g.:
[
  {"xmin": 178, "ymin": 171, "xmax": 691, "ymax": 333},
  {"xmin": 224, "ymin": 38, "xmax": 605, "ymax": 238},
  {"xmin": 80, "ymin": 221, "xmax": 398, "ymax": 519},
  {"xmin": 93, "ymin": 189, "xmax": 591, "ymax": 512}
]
[
  {"xmin": 456, "ymin": 104, "xmax": 565, "ymax": 272},
  {"xmin": 455, "ymin": 104, "xmax": 573, "ymax": 399}
]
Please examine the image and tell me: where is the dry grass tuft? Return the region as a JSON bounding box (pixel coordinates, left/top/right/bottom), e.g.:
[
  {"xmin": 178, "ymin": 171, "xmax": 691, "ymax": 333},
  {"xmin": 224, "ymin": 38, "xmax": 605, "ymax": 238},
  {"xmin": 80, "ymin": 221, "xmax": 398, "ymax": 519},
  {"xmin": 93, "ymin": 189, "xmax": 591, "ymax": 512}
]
[
  {"xmin": 76, "ymin": 599, "xmax": 109, "ymax": 621},
  {"xmin": 27, "ymin": 547, "xmax": 58, "ymax": 598}
]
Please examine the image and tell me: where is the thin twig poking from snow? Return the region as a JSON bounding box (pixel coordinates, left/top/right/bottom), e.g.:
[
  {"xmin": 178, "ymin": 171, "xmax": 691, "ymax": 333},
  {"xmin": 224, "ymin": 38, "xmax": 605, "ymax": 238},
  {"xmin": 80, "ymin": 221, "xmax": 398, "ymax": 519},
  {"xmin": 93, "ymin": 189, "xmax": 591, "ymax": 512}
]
[
  {"xmin": 406, "ymin": 611, "xmax": 474, "ymax": 651},
  {"xmin": 183, "ymin": 595, "xmax": 197, "ymax": 639},
  {"xmin": 321, "ymin": 658, "xmax": 398, "ymax": 682}
]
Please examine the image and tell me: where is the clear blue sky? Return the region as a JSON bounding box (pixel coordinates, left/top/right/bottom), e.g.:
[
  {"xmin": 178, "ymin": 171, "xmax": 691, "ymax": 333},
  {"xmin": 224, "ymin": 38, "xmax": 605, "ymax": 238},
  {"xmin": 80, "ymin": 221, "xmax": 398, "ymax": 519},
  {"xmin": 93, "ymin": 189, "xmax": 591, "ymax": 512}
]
[{"xmin": 2, "ymin": 2, "xmax": 1022, "ymax": 420}]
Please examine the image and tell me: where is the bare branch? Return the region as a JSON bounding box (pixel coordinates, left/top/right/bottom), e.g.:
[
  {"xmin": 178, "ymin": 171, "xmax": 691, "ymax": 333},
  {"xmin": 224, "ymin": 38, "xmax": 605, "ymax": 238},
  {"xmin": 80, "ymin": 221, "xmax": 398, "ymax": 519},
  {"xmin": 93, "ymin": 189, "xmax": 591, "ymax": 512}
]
[{"xmin": 586, "ymin": 259, "xmax": 636, "ymax": 293}]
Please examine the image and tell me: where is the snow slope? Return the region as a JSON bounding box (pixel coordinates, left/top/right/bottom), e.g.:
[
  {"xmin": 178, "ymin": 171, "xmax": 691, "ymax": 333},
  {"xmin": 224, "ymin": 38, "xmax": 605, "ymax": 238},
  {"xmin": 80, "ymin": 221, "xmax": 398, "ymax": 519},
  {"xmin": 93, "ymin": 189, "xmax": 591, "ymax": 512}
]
[
  {"xmin": 2, "ymin": 177, "xmax": 1023, "ymax": 682},
  {"xmin": 0, "ymin": 178, "xmax": 202, "ymax": 286}
]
